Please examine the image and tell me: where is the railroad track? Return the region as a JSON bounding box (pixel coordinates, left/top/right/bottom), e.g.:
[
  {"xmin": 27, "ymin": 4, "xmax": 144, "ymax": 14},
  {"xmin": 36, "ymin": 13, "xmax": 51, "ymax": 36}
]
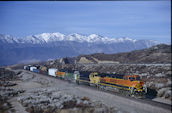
[{"xmin": 22, "ymin": 69, "xmax": 171, "ymax": 110}]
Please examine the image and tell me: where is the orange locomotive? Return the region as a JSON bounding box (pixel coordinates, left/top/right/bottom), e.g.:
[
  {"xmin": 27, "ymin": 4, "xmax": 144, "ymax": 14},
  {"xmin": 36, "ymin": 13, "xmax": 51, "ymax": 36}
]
[{"xmin": 89, "ymin": 73, "xmax": 147, "ymax": 94}]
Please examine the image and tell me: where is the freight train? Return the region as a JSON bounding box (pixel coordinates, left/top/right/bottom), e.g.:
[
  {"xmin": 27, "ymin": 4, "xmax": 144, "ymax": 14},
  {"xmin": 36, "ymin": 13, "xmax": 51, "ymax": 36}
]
[{"xmin": 24, "ymin": 65, "xmax": 147, "ymax": 96}]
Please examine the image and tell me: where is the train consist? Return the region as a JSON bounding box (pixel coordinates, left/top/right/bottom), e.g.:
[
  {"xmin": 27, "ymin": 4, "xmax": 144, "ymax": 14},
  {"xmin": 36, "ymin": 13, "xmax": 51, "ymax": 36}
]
[{"xmin": 24, "ymin": 65, "xmax": 147, "ymax": 96}]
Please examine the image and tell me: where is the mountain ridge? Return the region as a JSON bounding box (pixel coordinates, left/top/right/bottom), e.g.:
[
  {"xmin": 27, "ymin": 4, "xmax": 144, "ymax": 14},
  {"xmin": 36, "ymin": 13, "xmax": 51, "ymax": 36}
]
[
  {"xmin": 0, "ymin": 32, "xmax": 160, "ymax": 66},
  {"xmin": 0, "ymin": 32, "xmax": 159, "ymax": 45}
]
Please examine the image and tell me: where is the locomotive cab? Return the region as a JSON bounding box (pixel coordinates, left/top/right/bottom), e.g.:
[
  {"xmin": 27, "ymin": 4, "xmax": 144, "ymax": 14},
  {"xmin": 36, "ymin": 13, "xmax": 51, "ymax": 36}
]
[
  {"xmin": 125, "ymin": 75, "xmax": 146, "ymax": 94},
  {"xmin": 89, "ymin": 72, "xmax": 100, "ymax": 85}
]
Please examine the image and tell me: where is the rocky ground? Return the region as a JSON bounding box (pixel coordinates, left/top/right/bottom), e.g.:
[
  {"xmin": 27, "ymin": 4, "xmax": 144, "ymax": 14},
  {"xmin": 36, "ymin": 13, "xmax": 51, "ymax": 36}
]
[
  {"xmin": 0, "ymin": 68, "xmax": 24, "ymax": 113},
  {"xmin": 17, "ymin": 88, "xmax": 118, "ymax": 113}
]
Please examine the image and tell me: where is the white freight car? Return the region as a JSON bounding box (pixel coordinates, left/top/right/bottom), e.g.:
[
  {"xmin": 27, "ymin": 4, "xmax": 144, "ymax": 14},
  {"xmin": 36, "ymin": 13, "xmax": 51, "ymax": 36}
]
[
  {"xmin": 48, "ymin": 68, "xmax": 58, "ymax": 77},
  {"xmin": 24, "ymin": 66, "xmax": 27, "ymax": 70},
  {"xmin": 30, "ymin": 66, "xmax": 37, "ymax": 71}
]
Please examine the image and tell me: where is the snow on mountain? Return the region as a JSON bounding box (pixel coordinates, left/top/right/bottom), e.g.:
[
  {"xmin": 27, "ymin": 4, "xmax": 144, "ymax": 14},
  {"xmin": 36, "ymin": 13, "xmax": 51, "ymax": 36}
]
[
  {"xmin": 35, "ymin": 32, "xmax": 66, "ymax": 42},
  {"xmin": 0, "ymin": 32, "xmax": 159, "ymax": 45},
  {"xmin": 0, "ymin": 34, "xmax": 16, "ymax": 43}
]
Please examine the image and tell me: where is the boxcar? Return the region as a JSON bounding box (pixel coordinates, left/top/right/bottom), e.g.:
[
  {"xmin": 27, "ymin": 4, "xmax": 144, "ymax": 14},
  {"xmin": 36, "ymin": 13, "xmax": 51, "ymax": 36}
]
[
  {"xmin": 48, "ymin": 68, "xmax": 58, "ymax": 77},
  {"xmin": 56, "ymin": 69, "xmax": 66, "ymax": 78},
  {"xmin": 65, "ymin": 70, "xmax": 75, "ymax": 81},
  {"xmin": 30, "ymin": 66, "xmax": 37, "ymax": 72}
]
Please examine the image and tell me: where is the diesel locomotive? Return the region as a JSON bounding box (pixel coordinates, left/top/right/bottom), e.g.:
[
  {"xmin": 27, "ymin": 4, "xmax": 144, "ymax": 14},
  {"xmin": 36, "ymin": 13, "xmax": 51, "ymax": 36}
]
[{"xmin": 88, "ymin": 72, "xmax": 147, "ymax": 95}]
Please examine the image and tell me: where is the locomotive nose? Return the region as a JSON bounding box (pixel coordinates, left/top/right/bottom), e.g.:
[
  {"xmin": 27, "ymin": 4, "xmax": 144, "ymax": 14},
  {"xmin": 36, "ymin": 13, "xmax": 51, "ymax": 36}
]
[{"xmin": 135, "ymin": 82, "xmax": 143, "ymax": 89}]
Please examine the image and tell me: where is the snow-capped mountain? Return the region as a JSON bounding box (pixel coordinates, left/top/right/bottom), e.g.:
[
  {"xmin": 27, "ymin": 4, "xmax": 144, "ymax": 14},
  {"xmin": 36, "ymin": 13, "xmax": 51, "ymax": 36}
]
[
  {"xmin": 0, "ymin": 32, "xmax": 159, "ymax": 66},
  {"xmin": 0, "ymin": 32, "xmax": 157, "ymax": 44}
]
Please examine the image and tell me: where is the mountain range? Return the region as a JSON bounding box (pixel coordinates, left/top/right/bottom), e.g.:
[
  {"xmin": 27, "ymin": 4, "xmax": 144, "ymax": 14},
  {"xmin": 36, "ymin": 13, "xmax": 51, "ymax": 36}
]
[{"xmin": 0, "ymin": 32, "xmax": 159, "ymax": 66}]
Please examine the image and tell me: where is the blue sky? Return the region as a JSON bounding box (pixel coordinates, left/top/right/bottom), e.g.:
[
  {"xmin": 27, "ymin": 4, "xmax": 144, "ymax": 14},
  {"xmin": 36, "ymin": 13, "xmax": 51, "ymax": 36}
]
[{"xmin": 0, "ymin": 1, "xmax": 171, "ymax": 44}]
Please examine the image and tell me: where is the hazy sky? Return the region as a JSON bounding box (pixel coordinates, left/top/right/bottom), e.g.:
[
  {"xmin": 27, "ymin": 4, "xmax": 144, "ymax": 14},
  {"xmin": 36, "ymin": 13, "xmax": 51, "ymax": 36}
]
[{"xmin": 0, "ymin": 1, "xmax": 171, "ymax": 44}]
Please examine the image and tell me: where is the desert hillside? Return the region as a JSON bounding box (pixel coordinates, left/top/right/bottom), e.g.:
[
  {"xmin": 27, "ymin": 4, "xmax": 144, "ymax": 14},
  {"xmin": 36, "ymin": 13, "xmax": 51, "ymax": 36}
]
[{"xmin": 76, "ymin": 44, "xmax": 171, "ymax": 64}]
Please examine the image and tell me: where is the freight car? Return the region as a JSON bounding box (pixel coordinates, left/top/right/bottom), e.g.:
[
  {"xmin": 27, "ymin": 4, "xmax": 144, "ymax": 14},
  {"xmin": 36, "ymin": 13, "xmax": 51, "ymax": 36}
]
[
  {"xmin": 33, "ymin": 69, "xmax": 40, "ymax": 73},
  {"xmin": 56, "ymin": 69, "xmax": 80, "ymax": 82},
  {"xmin": 30, "ymin": 66, "xmax": 37, "ymax": 72},
  {"xmin": 48, "ymin": 68, "xmax": 58, "ymax": 77},
  {"xmin": 24, "ymin": 65, "xmax": 32, "ymax": 71},
  {"xmin": 56, "ymin": 69, "xmax": 66, "ymax": 79},
  {"xmin": 65, "ymin": 70, "xmax": 75, "ymax": 81}
]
